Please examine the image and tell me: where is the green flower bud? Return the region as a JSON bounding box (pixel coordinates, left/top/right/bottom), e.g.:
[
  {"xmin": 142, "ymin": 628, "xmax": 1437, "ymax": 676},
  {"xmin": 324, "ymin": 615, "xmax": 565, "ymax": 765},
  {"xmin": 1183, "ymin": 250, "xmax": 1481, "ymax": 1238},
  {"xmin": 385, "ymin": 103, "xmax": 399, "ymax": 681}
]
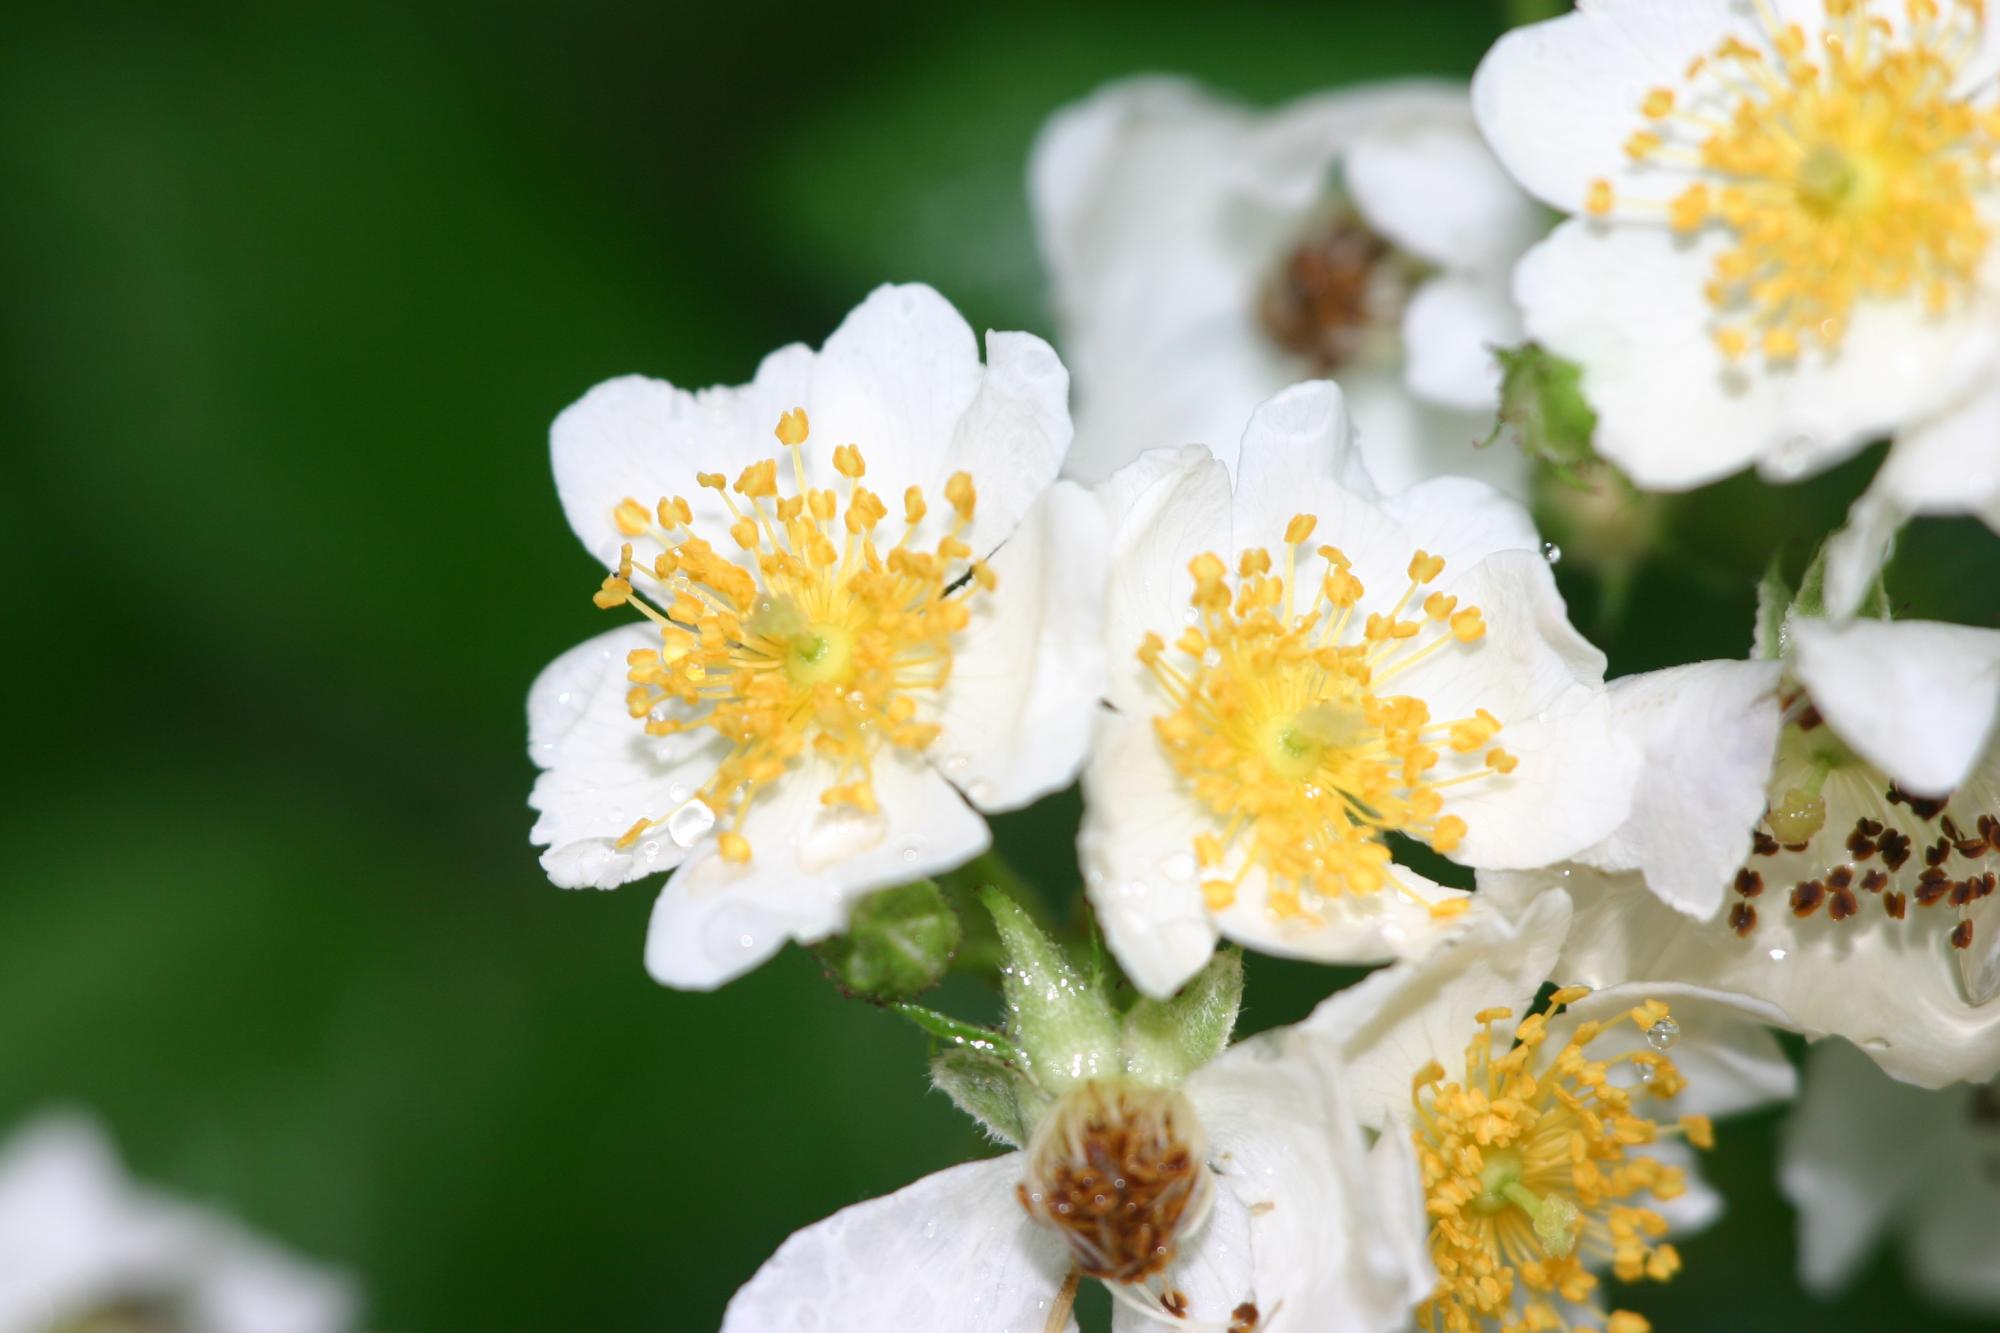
[{"xmin": 815, "ymin": 879, "xmax": 961, "ymax": 1001}]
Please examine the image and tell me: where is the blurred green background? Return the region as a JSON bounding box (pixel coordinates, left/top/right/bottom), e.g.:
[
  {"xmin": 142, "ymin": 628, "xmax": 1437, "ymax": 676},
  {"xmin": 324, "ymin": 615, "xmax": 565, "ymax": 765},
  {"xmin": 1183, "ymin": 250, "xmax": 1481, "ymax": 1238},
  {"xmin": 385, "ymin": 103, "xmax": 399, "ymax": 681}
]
[{"xmin": 5, "ymin": 0, "xmax": 1997, "ymax": 1329}]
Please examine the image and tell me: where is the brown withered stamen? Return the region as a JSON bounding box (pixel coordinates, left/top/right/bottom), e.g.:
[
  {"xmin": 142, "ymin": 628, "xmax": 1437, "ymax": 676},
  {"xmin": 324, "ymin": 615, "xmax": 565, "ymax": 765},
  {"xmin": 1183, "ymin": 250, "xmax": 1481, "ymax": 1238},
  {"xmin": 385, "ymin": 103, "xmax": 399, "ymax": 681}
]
[
  {"xmin": 1791, "ymin": 880, "xmax": 1826, "ymax": 917},
  {"xmin": 1018, "ymin": 1080, "xmax": 1213, "ymax": 1285},
  {"xmin": 1885, "ymin": 891, "xmax": 1908, "ymax": 919},
  {"xmin": 1259, "ymin": 217, "xmax": 1410, "ymax": 373},
  {"xmin": 1729, "ymin": 901, "xmax": 1759, "ymax": 937},
  {"xmin": 1888, "ymin": 786, "xmax": 1949, "ymax": 821},
  {"xmin": 1861, "ymin": 869, "xmax": 1888, "ymax": 894},
  {"xmin": 1828, "ymin": 883, "xmax": 1859, "ymax": 921},
  {"xmin": 1953, "ymin": 919, "xmax": 1975, "ymax": 950},
  {"xmin": 1734, "ymin": 867, "xmax": 1765, "ymax": 898},
  {"xmin": 1230, "ymin": 1302, "xmax": 1263, "ymax": 1333}
]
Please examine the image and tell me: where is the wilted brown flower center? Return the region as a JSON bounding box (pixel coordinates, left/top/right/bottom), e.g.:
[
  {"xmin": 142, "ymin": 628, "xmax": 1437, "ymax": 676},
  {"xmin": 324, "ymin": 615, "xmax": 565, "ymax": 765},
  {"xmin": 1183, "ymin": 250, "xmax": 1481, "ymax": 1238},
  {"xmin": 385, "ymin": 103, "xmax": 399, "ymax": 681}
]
[
  {"xmin": 1259, "ymin": 216, "xmax": 1414, "ymax": 372},
  {"xmin": 1016, "ymin": 1079, "xmax": 1213, "ymax": 1283}
]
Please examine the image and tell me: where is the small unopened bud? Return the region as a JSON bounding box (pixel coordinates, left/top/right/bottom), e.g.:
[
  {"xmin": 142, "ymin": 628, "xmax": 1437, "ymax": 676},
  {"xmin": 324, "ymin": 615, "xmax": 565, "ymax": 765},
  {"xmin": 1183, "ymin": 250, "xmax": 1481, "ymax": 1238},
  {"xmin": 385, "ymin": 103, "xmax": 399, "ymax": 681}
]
[
  {"xmin": 1490, "ymin": 343, "xmax": 1599, "ymax": 472},
  {"xmin": 815, "ymin": 880, "xmax": 961, "ymax": 1001}
]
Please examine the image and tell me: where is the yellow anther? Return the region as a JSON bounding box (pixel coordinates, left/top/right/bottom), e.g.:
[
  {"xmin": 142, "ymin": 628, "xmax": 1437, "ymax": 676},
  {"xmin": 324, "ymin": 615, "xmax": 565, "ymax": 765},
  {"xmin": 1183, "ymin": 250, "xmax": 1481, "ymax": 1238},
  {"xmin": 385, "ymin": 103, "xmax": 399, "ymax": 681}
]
[
  {"xmin": 903, "ymin": 486, "xmax": 927, "ymax": 526},
  {"xmin": 614, "ymin": 497, "xmax": 651, "ymax": 536},
  {"xmin": 1548, "ymin": 984, "xmax": 1592, "ymax": 1006},
  {"xmin": 1239, "ymin": 548, "xmax": 1272, "ymax": 577},
  {"xmin": 1679, "ymin": 1115, "xmax": 1714, "ymax": 1149},
  {"xmin": 593, "ymin": 575, "xmax": 633, "ymax": 609},
  {"xmin": 1624, "ymin": 130, "xmax": 1662, "ymax": 160},
  {"xmin": 1423, "ymin": 592, "xmax": 1458, "ymax": 621},
  {"xmin": 775, "ymin": 407, "xmax": 809, "ymax": 447},
  {"xmin": 696, "ymin": 470, "xmax": 726, "ymax": 491},
  {"xmin": 1432, "ymin": 815, "xmax": 1468, "ymax": 853},
  {"xmin": 1201, "ymin": 879, "xmax": 1237, "ymax": 910},
  {"xmin": 1408, "ymin": 550, "xmax": 1446, "ymax": 584},
  {"xmin": 832, "ymin": 443, "xmax": 865, "ymax": 478},
  {"xmin": 1189, "ymin": 552, "xmax": 1227, "ymax": 583},
  {"xmin": 1642, "ymin": 87, "xmax": 1676, "ymax": 118},
  {"xmin": 729, "ymin": 518, "xmax": 758, "ymax": 550},
  {"xmin": 1429, "ymin": 897, "xmax": 1472, "ymax": 920},
  {"xmin": 1449, "ymin": 607, "xmax": 1486, "ymax": 642},
  {"xmin": 945, "ymin": 471, "xmax": 976, "ymax": 520},
  {"xmin": 718, "ymin": 831, "xmax": 751, "ymax": 863},
  {"xmin": 734, "ymin": 458, "xmax": 779, "ymax": 498},
  {"xmin": 1284, "ymin": 513, "xmax": 1318, "ymax": 544},
  {"xmin": 1487, "ymin": 747, "xmax": 1519, "ymax": 775},
  {"xmin": 1714, "ymin": 327, "xmax": 1750, "ymax": 361},
  {"xmin": 1668, "ymin": 182, "xmax": 1711, "ymax": 233},
  {"xmin": 1586, "ymin": 179, "xmax": 1616, "ymax": 217}
]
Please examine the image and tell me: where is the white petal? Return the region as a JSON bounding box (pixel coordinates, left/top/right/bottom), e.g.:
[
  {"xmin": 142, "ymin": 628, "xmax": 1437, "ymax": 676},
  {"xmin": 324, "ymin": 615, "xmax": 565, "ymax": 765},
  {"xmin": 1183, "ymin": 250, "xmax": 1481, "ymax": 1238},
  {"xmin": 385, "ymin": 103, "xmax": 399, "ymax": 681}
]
[
  {"xmin": 1098, "ymin": 447, "xmax": 1233, "ymax": 713},
  {"xmin": 1347, "ymin": 103, "xmax": 1544, "ymax": 274},
  {"xmin": 1515, "ymin": 221, "xmax": 1999, "ymax": 490},
  {"xmin": 1173, "ymin": 1029, "xmax": 1434, "ymax": 1333},
  {"xmin": 1546, "ymin": 981, "xmax": 1798, "ymax": 1120},
  {"xmin": 933, "ymin": 482, "xmax": 1108, "ymax": 812},
  {"xmin": 943, "ymin": 329, "xmax": 1074, "ymax": 557},
  {"xmin": 1231, "ymin": 380, "xmax": 1379, "ymax": 527},
  {"xmin": 1820, "ymin": 487, "xmax": 1909, "ymax": 625},
  {"xmin": 1471, "ymin": 0, "xmax": 1746, "ymax": 212},
  {"xmin": 1400, "ymin": 275, "xmax": 1524, "ymax": 413},
  {"xmin": 1790, "ymin": 617, "xmax": 2000, "ymax": 796},
  {"xmin": 1906, "ymin": 1129, "xmax": 2000, "ymax": 1312},
  {"xmin": 645, "ymin": 754, "xmax": 990, "ymax": 990},
  {"xmin": 187, "ymin": 1234, "xmax": 357, "ymax": 1333},
  {"xmin": 1301, "ymin": 892, "xmax": 1573, "ymax": 1133},
  {"xmin": 1495, "ymin": 863, "xmax": 2000, "ymax": 1089},
  {"xmin": 1778, "ymin": 1039, "xmax": 1938, "ymax": 1297},
  {"xmin": 527, "ymin": 626, "xmax": 718, "ymax": 891},
  {"xmin": 550, "ymin": 349, "xmax": 814, "ymax": 569},
  {"xmin": 1878, "ymin": 377, "xmax": 2000, "ymax": 520},
  {"xmin": 806, "ymin": 284, "xmax": 986, "ymax": 504},
  {"xmin": 1375, "ymin": 476, "xmax": 1542, "ymax": 587},
  {"xmin": 1395, "ymin": 550, "xmax": 1637, "ymax": 868},
  {"xmin": 1340, "ymin": 370, "xmax": 1531, "ymax": 499},
  {"xmin": 721, "ymin": 1155, "xmax": 1077, "ymax": 1333},
  {"xmin": 1209, "ymin": 869, "xmax": 1471, "ymax": 973},
  {"xmin": 1575, "ymin": 660, "xmax": 1785, "ymax": 918},
  {"xmin": 1079, "ymin": 710, "xmax": 1222, "ymax": 999}
]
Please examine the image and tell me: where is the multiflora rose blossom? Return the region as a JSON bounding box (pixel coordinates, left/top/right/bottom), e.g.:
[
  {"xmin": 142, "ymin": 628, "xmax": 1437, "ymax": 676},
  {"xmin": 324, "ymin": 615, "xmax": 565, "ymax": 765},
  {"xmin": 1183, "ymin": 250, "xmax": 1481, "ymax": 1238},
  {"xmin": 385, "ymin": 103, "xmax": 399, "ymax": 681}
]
[
  {"xmin": 1081, "ymin": 380, "xmax": 1637, "ymax": 997},
  {"xmin": 1474, "ymin": 0, "xmax": 2000, "ymax": 491},
  {"xmin": 1305, "ymin": 892, "xmax": 1798, "ymax": 1333},
  {"xmin": 1486, "ymin": 611, "xmax": 2000, "ymax": 1087},
  {"xmin": 0, "ymin": 1113, "xmax": 356, "ymax": 1333},
  {"xmin": 1781, "ymin": 1037, "xmax": 2000, "ymax": 1312},
  {"xmin": 722, "ymin": 896, "xmax": 1431, "ymax": 1333},
  {"xmin": 528, "ymin": 284, "xmax": 1108, "ymax": 989},
  {"xmin": 1031, "ymin": 77, "xmax": 1541, "ymax": 495}
]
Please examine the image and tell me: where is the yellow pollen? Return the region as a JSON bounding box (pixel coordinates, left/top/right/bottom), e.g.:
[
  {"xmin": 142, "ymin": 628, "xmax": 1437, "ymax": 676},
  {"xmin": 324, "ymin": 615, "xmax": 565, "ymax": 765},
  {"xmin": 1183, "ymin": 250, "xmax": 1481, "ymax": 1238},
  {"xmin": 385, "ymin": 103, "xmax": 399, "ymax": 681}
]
[
  {"xmin": 1140, "ymin": 517, "xmax": 1511, "ymax": 921},
  {"xmin": 1606, "ymin": 0, "xmax": 1998, "ymax": 364},
  {"xmin": 1413, "ymin": 997, "xmax": 1701, "ymax": 1333},
  {"xmin": 588, "ymin": 408, "xmax": 986, "ymax": 861}
]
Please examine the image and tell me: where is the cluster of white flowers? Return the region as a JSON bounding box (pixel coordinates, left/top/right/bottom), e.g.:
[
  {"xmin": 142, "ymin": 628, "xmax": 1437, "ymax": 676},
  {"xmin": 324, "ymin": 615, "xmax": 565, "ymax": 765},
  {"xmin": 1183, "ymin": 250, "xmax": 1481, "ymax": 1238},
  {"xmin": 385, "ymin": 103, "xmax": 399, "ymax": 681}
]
[{"xmin": 511, "ymin": 3, "xmax": 2000, "ymax": 1329}]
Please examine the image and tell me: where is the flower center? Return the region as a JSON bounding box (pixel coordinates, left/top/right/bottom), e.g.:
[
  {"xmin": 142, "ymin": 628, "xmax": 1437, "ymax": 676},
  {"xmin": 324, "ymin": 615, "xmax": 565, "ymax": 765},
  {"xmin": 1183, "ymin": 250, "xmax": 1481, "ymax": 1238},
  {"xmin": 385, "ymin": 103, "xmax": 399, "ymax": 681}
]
[
  {"xmin": 1588, "ymin": 0, "xmax": 1999, "ymax": 363},
  {"xmin": 1727, "ymin": 691, "xmax": 1999, "ymax": 959},
  {"xmin": 1016, "ymin": 1079, "xmax": 1215, "ymax": 1284},
  {"xmin": 1138, "ymin": 522, "xmax": 1506, "ymax": 922},
  {"xmin": 591, "ymin": 408, "xmax": 989, "ymax": 863},
  {"xmin": 1413, "ymin": 995, "xmax": 1707, "ymax": 1333},
  {"xmin": 1259, "ymin": 214, "xmax": 1421, "ymax": 372}
]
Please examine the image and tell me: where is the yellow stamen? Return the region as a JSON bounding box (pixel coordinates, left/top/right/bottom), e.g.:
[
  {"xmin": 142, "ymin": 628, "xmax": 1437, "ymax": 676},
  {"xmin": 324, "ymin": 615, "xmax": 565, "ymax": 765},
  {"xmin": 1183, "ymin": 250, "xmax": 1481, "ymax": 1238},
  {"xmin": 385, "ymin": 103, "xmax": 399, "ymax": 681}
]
[{"xmin": 588, "ymin": 408, "xmax": 986, "ymax": 861}]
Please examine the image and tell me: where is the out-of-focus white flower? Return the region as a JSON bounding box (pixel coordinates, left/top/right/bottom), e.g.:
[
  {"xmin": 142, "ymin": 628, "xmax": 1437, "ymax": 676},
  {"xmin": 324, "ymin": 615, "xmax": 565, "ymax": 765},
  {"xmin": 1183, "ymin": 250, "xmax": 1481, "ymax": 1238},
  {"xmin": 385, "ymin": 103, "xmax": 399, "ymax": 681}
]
[
  {"xmin": 1781, "ymin": 1038, "xmax": 2000, "ymax": 1313},
  {"xmin": 0, "ymin": 1113, "xmax": 355, "ymax": 1333},
  {"xmin": 1031, "ymin": 76, "xmax": 1541, "ymax": 495},
  {"xmin": 529, "ymin": 284, "xmax": 1108, "ymax": 989},
  {"xmin": 1306, "ymin": 891, "xmax": 1797, "ymax": 1333},
  {"xmin": 1474, "ymin": 0, "xmax": 2000, "ymax": 491},
  {"xmin": 722, "ymin": 1028, "xmax": 1428, "ymax": 1333},
  {"xmin": 1080, "ymin": 380, "xmax": 1636, "ymax": 997},
  {"xmin": 1822, "ymin": 380, "xmax": 2000, "ymax": 618},
  {"xmin": 1486, "ymin": 614, "xmax": 2000, "ymax": 1088}
]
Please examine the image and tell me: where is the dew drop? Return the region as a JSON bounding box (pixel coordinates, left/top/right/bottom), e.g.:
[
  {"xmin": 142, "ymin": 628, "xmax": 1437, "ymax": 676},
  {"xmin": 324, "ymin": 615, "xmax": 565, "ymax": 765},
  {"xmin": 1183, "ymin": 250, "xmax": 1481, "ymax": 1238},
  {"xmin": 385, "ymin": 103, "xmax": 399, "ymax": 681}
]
[
  {"xmin": 943, "ymin": 753, "xmax": 971, "ymax": 775},
  {"xmin": 647, "ymin": 701, "xmax": 674, "ymax": 724},
  {"xmin": 899, "ymin": 839, "xmax": 924, "ymax": 864},
  {"xmin": 1541, "ymin": 541, "xmax": 1562, "ymax": 565},
  {"xmin": 1159, "ymin": 852, "xmax": 1197, "ymax": 882},
  {"xmin": 1635, "ymin": 1063, "xmax": 1657, "ymax": 1084},
  {"xmin": 1645, "ymin": 1016, "xmax": 1680, "ymax": 1051},
  {"xmin": 665, "ymin": 798, "xmax": 717, "ymax": 848},
  {"xmin": 1768, "ymin": 947, "xmax": 1788, "ymax": 962},
  {"xmin": 966, "ymin": 779, "xmax": 998, "ymax": 804}
]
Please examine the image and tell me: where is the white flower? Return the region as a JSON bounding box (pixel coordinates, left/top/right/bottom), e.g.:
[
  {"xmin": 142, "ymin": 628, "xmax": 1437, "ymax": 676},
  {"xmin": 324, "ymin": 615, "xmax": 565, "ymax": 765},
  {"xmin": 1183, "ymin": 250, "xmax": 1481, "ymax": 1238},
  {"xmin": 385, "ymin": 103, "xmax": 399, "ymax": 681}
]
[
  {"xmin": 1780, "ymin": 1037, "xmax": 2000, "ymax": 1312},
  {"xmin": 1484, "ymin": 613, "xmax": 2000, "ymax": 1088},
  {"xmin": 1474, "ymin": 0, "xmax": 2000, "ymax": 491},
  {"xmin": 721, "ymin": 1026, "xmax": 1431, "ymax": 1333},
  {"xmin": 1031, "ymin": 76, "xmax": 1541, "ymax": 495},
  {"xmin": 1822, "ymin": 379, "xmax": 2000, "ymax": 618},
  {"xmin": 528, "ymin": 284, "xmax": 1108, "ymax": 989},
  {"xmin": 1305, "ymin": 891, "xmax": 1798, "ymax": 1333},
  {"xmin": 1080, "ymin": 380, "xmax": 1637, "ymax": 997},
  {"xmin": 0, "ymin": 1113, "xmax": 355, "ymax": 1333}
]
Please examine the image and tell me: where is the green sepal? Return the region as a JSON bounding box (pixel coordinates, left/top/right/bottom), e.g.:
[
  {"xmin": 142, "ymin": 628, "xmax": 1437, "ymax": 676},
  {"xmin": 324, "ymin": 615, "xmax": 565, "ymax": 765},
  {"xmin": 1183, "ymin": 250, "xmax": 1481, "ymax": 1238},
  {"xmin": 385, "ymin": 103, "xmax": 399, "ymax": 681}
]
[
  {"xmin": 982, "ymin": 887, "xmax": 1120, "ymax": 1092},
  {"xmin": 1489, "ymin": 344, "xmax": 1599, "ymax": 476},
  {"xmin": 929, "ymin": 1045, "xmax": 1049, "ymax": 1148},
  {"xmin": 889, "ymin": 1002, "xmax": 1029, "ymax": 1068},
  {"xmin": 813, "ymin": 880, "xmax": 962, "ymax": 1002},
  {"xmin": 1754, "ymin": 555, "xmax": 1795, "ymax": 660},
  {"xmin": 1120, "ymin": 949, "xmax": 1243, "ymax": 1087}
]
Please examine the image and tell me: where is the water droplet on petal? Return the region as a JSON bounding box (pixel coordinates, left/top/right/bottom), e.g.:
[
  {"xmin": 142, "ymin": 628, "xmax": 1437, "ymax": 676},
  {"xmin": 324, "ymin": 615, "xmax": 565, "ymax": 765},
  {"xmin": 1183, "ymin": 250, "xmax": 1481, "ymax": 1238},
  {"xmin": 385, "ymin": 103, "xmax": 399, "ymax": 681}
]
[
  {"xmin": 1645, "ymin": 1016, "xmax": 1680, "ymax": 1051},
  {"xmin": 1541, "ymin": 541, "xmax": 1562, "ymax": 565},
  {"xmin": 1635, "ymin": 1062, "xmax": 1656, "ymax": 1084},
  {"xmin": 665, "ymin": 798, "xmax": 717, "ymax": 848},
  {"xmin": 1158, "ymin": 852, "xmax": 1197, "ymax": 882}
]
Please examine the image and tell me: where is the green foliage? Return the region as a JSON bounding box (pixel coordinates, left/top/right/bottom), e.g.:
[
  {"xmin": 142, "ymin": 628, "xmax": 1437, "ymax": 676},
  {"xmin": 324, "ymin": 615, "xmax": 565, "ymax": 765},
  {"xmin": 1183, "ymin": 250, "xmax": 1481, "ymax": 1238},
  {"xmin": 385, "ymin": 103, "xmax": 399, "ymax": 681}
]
[
  {"xmin": 1120, "ymin": 950, "xmax": 1243, "ymax": 1087},
  {"xmin": 982, "ymin": 887, "xmax": 1121, "ymax": 1093}
]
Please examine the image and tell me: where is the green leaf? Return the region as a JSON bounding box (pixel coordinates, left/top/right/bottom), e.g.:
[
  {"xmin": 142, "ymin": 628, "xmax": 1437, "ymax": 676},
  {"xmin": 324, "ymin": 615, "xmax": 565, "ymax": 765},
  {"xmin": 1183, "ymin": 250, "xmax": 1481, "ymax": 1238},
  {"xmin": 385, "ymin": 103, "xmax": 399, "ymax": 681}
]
[
  {"xmin": 1120, "ymin": 949, "xmax": 1243, "ymax": 1086},
  {"xmin": 813, "ymin": 880, "xmax": 962, "ymax": 1002},
  {"xmin": 1754, "ymin": 554, "xmax": 1795, "ymax": 660},
  {"xmin": 929, "ymin": 1046, "xmax": 1049, "ymax": 1147},
  {"xmin": 889, "ymin": 1003, "xmax": 1028, "ymax": 1067},
  {"xmin": 1490, "ymin": 343, "xmax": 1599, "ymax": 475},
  {"xmin": 982, "ymin": 887, "xmax": 1120, "ymax": 1092}
]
